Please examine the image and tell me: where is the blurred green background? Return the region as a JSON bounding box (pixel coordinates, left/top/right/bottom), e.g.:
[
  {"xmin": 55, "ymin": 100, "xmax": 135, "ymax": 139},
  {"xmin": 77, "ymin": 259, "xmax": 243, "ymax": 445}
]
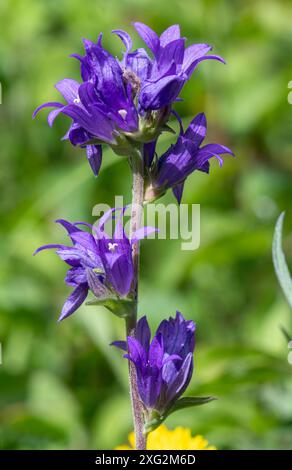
[{"xmin": 1, "ymin": 0, "xmax": 292, "ymax": 450}]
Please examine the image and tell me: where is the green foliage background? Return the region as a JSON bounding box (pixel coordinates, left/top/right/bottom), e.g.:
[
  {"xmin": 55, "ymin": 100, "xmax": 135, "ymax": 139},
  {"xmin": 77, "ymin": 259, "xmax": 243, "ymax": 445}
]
[{"xmin": 1, "ymin": 0, "xmax": 292, "ymax": 449}]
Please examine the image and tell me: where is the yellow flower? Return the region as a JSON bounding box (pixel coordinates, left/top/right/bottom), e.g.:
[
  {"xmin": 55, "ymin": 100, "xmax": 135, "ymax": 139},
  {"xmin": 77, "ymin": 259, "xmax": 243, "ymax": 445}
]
[{"xmin": 116, "ymin": 424, "xmax": 216, "ymax": 450}]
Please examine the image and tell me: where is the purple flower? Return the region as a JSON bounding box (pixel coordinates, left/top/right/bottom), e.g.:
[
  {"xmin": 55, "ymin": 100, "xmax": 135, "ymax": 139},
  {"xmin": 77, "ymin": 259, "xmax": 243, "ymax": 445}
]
[
  {"xmin": 145, "ymin": 112, "xmax": 234, "ymax": 203},
  {"xmin": 132, "ymin": 22, "xmax": 225, "ymax": 111},
  {"xmin": 113, "ymin": 312, "xmax": 195, "ymax": 415},
  {"xmin": 33, "ymin": 38, "xmax": 139, "ymax": 175},
  {"xmin": 34, "ymin": 209, "xmax": 156, "ymax": 321},
  {"xmin": 33, "ymin": 23, "xmax": 226, "ymax": 175}
]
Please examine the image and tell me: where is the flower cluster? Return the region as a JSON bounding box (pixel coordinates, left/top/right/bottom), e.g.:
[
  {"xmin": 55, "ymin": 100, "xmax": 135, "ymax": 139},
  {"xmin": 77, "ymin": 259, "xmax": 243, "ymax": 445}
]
[
  {"xmin": 33, "ymin": 22, "xmax": 232, "ymax": 204},
  {"xmin": 145, "ymin": 112, "xmax": 234, "ymax": 203},
  {"xmin": 34, "ymin": 21, "xmax": 233, "ymax": 449},
  {"xmin": 113, "ymin": 312, "xmax": 195, "ymax": 419},
  {"xmin": 34, "ymin": 209, "xmax": 156, "ymax": 321}
]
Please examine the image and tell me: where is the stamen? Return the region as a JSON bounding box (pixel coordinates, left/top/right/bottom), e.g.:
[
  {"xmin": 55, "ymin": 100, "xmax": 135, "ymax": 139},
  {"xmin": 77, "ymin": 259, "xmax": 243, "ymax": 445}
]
[
  {"xmin": 108, "ymin": 242, "xmax": 119, "ymax": 252},
  {"xmin": 74, "ymin": 97, "xmax": 81, "ymax": 104},
  {"xmin": 118, "ymin": 109, "xmax": 128, "ymax": 120}
]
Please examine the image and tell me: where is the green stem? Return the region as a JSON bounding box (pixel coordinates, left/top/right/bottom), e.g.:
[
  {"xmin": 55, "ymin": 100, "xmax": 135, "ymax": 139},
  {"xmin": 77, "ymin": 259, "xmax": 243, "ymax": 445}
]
[{"xmin": 126, "ymin": 147, "xmax": 147, "ymax": 450}]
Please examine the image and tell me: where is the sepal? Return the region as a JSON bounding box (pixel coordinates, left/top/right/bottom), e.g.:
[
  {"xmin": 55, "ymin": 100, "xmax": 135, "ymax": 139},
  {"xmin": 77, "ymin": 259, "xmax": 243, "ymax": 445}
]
[
  {"xmin": 86, "ymin": 296, "xmax": 134, "ymax": 318},
  {"xmin": 143, "ymin": 396, "xmax": 216, "ymax": 434},
  {"xmin": 168, "ymin": 396, "xmax": 216, "ymax": 414}
]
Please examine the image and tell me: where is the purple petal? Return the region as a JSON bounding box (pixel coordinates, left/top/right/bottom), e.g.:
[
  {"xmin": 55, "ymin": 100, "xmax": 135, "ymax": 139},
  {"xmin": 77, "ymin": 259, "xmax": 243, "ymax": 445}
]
[
  {"xmin": 143, "ymin": 141, "xmax": 156, "ymax": 167},
  {"xmin": 86, "ymin": 145, "xmax": 102, "ymax": 176},
  {"xmin": 140, "ymin": 74, "xmax": 185, "ymax": 110},
  {"xmin": 69, "ymin": 126, "xmax": 90, "ymax": 146},
  {"xmin": 33, "ymin": 243, "xmax": 68, "ymax": 255},
  {"xmin": 171, "ymin": 109, "xmax": 184, "ymax": 135},
  {"xmin": 108, "ymin": 253, "xmax": 133, "ymax": 296},
  {"xmin": 47, "ymin": 107, "xmax": 64, "ymax": 127},
  {"xmin": 86, "ymin": 268, "xmax": 111, "ymax": 298},
  {"xmin": 131, "ymin": 226, "xmax": 158, "ymax": 243},
  {"xmin": 186, "ymin": 54, "xmax": 226, "ymax": 77},
  {"xmin": 135, "ymin": 316, "xmax": 151, "ymax": 352},
  {"xmin": 58, "ymin": 284, "xmax": 88, "ymax": 321},
  {"xmin": 149, "ymin": 334, "xmax": 164, "ymax": 368},
  {"xmin": 112, "ymin": 29, "xmax": 133, "ymax": 56},
  {"xmin": 133, "ymin": 22, "xmax": 160, "ymax": 56},
  {"xmin": 158, "ymin": 39, "xmax": 185, "ymax": 73},
  {"xmin": 157, "ymin": 311, "xmax": 195, "ymax": 358},
  {"xmin": 97, "ymin": 32, "xmax": 103, "ymax": 47},
  {"xmin": 140, "ymin": 369, "xmax": 163, "ymax": 408},
  {"xmin": 70, "ymin": 231, "xmax": 98, "ymax": 254},
  {"xmin": 125, "ymin": 48, "xmax": 152, "ymax": 82},
  {"xmin": 126, "ymin": 336, "xmax": 147, "ymax": 367},
  {"xmin": 184, "ymin": 112, "xmax": 207, "ymax": 148},
  {"xmin": 160, "ymin": 25, "xmax": 181, "ymax": 47},
  {"xmin": 55, "ymin": 219, "xmax": 81, "ymax": 242},
  {"xmin": 162, "ymin": 354, "xmax": 182, "ymax": 366},
  {"xmin": 55, "ymin": 79, "xmax": 80, "ymax": 104},
  {"xmin": 32, "ymin": 102, "xmax": 63, "ymax": 119},
  {"xmin": 65, "ymin": 267, "xmax": 87, "ymax": 286},
  {"xmin": 111, "ymin": 340, "xmax": 127, "ymax": 351},
  {"xmin": 113, "ymin": 207, "xmax": 127, "ymax": 241},
  {"xmin": 182, "ymin": 44, "xmax": 212, "ymax": 75},
  {"xmin": 172, "ymin": 181, "xmax": 185, "ymax": 204},
  {"xmin": 56, "ymin": 247, "xmax": 85, "ymax": 267},
  {"xmin": 62, "ymin": 104, "xmax": 114, "ymax": 143},
  {"xmin": 165, "ymin": 353, "xmax": 193, "ymax": 404},
  {"xmin": 196, "ymin": 143, "xmax": 234, "ymax": 169},
  {"xmin": 70, "ymin": 53, "xmax": 90, "ymax": 82}
]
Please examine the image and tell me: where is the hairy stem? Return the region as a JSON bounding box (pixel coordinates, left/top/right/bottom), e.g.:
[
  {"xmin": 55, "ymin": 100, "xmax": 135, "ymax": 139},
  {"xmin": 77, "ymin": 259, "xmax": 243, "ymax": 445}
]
[{"xmin": 126, "ymin": 147, "xmax": 147, "ymax": 450}]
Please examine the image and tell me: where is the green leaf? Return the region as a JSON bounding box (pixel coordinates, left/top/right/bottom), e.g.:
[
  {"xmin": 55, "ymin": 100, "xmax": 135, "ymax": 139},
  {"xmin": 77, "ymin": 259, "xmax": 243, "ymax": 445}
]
[
  {"xmin": 143, "ymin": 397, "xmax": 216, "ymax": 435},
  {"xmin": 272, "ymin": 212, "xmax": 292, "ymax": 308},
  {"xmin": 280, "ymin": 325, "xmax": 291, "ymax": 343},
  {"xmin": 168, "ymin": 396, "xmax": 217, "ymax": 414},
  {"xmin": 86, "ymin": 297, "xmax": 134, "ymax": 318},
  {"xmin": 272, "ymin": 212, "xmax": 292, "ymax": 340},
  {"xmin": 161, "ymin": 124, "xmax": 176, "ymax": 134}
]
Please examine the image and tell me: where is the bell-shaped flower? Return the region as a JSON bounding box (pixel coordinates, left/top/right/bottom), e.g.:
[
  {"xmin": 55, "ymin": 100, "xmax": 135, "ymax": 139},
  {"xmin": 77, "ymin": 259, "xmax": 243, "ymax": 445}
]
[
  {"xmin": 113, "ymin": 312, "xmax": 195, "ymax": 416},
  {"xmin": 145, "ymin": 112, "xmax": 234, "ymax": 203},
  {"xmin": 34, "ymin": 209, "xmax": 156, "ymax": 321}
]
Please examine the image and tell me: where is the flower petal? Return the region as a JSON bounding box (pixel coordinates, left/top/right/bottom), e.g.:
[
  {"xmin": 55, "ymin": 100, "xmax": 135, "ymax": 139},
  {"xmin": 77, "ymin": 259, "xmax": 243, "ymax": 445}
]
[
  {"xmin": 184, "ymin": 113, "xmax": 207, "ymax": 148},
  {"xmin": 33, "ymin": 244, "xmax": 68, "ymax": 255},
  {"xmin": 140, "ymin": 74, "xmax": 185, "ymax": 110},
  {"xmin": 131, "ymin": 226, "xmax": 158, "ymax": 243},
  {"xmin": 47, "ymin": 107, "xmax": 64, "ymax": 127},
  {"xmin": 111, "ymin": 340, "xmax": 127, "ymax": 351},
  {"xmin": 58, "ymin": 284, "xmax": 88, "ymax": 321},
  {"xmin": 185, "ymin": 53, "xmax": 225, "ymax": 77},
  {"xmin": 133, "ymin": 22, "xmax": 160, "ymax": 56},
  {"xmin": 182, "ymin": 43, "xmax": 212, "ymax": 74},
  {"xmin": 195, "ymin": 143, "xmax": 234, "ymax": 169},
  {"xmin": 32, "ymin": 102, "xmax": 63, "ymax": 119},
  {"xmin": 135, "ymin": 316, "xmax": 151, "ymax": 352},
  {"xmin": 86, "ymin": 145, "xmax": 102, "ymax": 176},
  {"xmin": 160, "ymin": 25, "xmax": 181, "ymax": 47},
  {"xmin": 55, "ymin": 79, "xmax": 80, "ymax": 104},
  {"xmin": 172, "ymin": 181, "xmax": 185, "ymax": 204},
  {"xmin": 112, "ymin": 29, "xmax": 133, "ymax": 56}
]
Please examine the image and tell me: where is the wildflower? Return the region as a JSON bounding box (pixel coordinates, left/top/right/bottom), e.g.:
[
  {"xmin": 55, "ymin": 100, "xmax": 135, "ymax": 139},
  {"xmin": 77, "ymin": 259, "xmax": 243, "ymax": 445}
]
[
  {"xmin": 34, "ymin": 209, "xmax": 156, "ymax": 321},
  {"xmin": 132, "ymin": 22, "xmax": 225, "ymax": 111},
  {"xmin": 145, "ymin": 112, "xmax": 234, "ymax": 203},
  {"xmin": 33, "ymin": 24, "xmax": 225, "ymax": 175},
  {"xmin": 113, "ymin": 312, "xmax": 195, "ymax": 416},
  {"xmin": 116, "ymin": 424, "xmax": 216, "ymax": 450}
]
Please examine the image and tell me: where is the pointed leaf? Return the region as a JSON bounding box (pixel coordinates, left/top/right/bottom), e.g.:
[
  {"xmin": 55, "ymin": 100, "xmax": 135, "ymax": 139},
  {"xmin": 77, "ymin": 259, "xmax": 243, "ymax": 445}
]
[
  {"xmin": 167, "ymin": 396, "xmax": 216, "ymax": 415},
  {"xmin": 86, "ymin": 297, "xmax": 134, "ymax": 318},
  {"xmin": 272, "ymin": 212, "xmax": 292, "ymax": 309}
]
